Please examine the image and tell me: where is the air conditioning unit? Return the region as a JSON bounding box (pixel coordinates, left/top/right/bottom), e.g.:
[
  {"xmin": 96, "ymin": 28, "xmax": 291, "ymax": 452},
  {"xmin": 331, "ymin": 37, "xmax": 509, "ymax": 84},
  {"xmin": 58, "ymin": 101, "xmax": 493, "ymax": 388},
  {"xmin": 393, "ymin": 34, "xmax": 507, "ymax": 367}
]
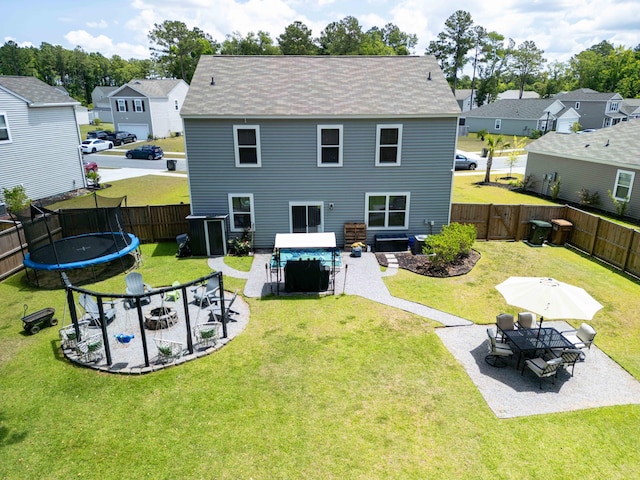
[{"xmin": 0, "ymin": 203, "xmax": 7, "ymax": 216}]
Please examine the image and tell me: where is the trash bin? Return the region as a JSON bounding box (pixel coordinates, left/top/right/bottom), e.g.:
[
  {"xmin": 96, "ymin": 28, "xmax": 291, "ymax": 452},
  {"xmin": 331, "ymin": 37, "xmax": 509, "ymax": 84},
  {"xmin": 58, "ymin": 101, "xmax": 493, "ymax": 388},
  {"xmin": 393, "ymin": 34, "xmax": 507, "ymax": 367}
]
[
  {"xmin": 166, "ymin": 159, "xmax": 177, "ymax": 171},
  {"xmin": 527, "ymin": 220, "xmax": 552, "ymax": 246},
  {"xmin": 412, "ymin": 234, "xmax": 428, "ymax": 255},
  {"xmin": 481, "ymin": 148, "xmax": 488, "ymax": 158},
  {"xmin": 550, "ymin": 219, "xmax": 573, "ymax": 245}
]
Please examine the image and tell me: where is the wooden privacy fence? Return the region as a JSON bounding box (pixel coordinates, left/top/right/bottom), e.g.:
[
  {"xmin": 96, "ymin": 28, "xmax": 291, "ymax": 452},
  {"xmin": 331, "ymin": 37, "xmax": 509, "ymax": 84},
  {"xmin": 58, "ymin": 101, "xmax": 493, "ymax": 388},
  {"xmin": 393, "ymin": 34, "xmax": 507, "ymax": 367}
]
[{"xmin": 2, "ymin": 203, "xmax": 640, "ymax": 280}]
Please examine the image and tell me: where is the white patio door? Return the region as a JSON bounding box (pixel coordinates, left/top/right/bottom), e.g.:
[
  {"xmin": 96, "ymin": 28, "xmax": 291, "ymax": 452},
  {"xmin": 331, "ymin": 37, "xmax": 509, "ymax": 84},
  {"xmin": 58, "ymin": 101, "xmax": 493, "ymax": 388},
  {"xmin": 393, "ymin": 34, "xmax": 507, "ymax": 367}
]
[{"xmin": 290, "ymin": 202, "xmax": 323, "ymax": 233}]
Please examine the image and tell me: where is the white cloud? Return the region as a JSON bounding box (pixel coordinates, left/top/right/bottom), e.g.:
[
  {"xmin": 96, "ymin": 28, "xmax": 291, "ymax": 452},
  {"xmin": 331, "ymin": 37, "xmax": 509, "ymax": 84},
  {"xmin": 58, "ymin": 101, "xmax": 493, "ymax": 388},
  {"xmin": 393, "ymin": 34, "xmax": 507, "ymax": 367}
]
[
  {"xmin": 64, "ymin": 30, "xmax": 148, "ymax": 58},
  {"xmin": 86, "ymin": 20, "xmax": 108, "ymax": 29}
]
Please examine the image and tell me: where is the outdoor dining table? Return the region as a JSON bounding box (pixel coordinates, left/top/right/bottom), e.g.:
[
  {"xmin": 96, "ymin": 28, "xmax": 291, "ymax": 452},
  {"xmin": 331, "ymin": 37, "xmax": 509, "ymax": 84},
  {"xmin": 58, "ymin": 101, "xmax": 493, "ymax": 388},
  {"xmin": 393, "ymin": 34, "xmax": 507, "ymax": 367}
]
[{"xmin": 502, "ymin": 327, "xmax": 575, "ymax": 369}]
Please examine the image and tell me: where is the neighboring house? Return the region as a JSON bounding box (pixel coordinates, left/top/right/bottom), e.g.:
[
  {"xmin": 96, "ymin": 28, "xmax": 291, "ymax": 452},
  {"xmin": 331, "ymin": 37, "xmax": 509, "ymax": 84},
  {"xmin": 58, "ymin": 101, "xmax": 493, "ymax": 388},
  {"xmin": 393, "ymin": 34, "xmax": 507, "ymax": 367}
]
[
  {"xmin": 621, "ymin": 98, "xmax": 640, "ymax": 120},
  {"xmin": 181, "ymin": 55, "xmax": 460, "ymax": 254},
  {"xmin": 455, "ymin": 89, "xmax": 476, "ymax": 112},
  {"xmin": 554, "ymin": 89, "xmax": 624, "ymax": 129},
  {"xmin": 91, "ymin": 85, "xmax": 117, "ymax": 123},
  {"xmin": 75, "ymin": 105, "xmax": 90, "ymax": 125},
  {"xmin": 0, "ymin": 75, "xmax": 86, "ymax": 203},
  {"xmin": 496, "ymin": 90, "xmax": 540, "ymax": 101},
  {"xmin": 524, "ymin": 120, "xmax": 640, "ymax": 219},
  {"xmin": 109, "ymin": 79, "xmax": 188, "ymax": 140},
  {"xmin": 464, "ymin": 99, "xmax": 570, "ymax": 136}
]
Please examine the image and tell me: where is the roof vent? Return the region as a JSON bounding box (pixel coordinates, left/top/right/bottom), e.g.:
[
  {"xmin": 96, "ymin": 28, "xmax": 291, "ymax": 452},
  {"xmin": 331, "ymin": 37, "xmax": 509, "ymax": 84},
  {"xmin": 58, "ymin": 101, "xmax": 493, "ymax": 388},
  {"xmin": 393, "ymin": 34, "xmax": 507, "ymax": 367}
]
[
  {"xmin": 585, "ymin": 144, "xmax": 590, "ymax": 147},
  {"xmin": 427, "ymin": 72, "xmax": 432, "ymax": 81},
  {"xmin": 210, "ymin": 76, "xmax": 215, "ymax": 85},
  {"xmin": 605, "ymin": 139, "xmax": 610, "ymax": 147}
]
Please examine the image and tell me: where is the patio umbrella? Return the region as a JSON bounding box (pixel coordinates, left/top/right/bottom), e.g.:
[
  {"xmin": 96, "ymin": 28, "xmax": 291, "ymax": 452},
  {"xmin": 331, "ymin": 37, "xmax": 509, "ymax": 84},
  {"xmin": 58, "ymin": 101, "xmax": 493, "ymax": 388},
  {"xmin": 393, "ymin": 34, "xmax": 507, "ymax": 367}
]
[{"xmin": 495, "ymin": 276, "xmax": 603, "ymax": 320}]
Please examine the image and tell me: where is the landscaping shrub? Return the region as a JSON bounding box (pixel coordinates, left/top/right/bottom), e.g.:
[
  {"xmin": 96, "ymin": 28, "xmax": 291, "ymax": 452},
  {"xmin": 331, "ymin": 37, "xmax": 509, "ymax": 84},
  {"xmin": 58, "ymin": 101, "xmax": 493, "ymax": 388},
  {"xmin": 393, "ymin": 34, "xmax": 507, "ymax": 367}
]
[
  {"xmin": 423, "ymin": 223, "xmax": 476, "ymax": 268},
  {"xmin": 228, "ymin": 228, "xmax": 252, "ymax": 256},
  {"xmin": 530, "ymin": 129, "xmax": 543, "ymax": 139},
  {"xmin": 577, "ymin": 188, "xmax": 600, "ymax": 207}
]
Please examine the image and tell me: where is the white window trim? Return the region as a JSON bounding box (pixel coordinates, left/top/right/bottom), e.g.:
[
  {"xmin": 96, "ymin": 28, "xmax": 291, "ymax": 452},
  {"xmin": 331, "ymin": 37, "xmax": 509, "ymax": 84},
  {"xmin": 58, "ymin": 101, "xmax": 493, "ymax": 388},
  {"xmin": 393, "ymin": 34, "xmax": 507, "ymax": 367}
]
[
  {"xmin": 134, "ymin": 99, "xmax": 144, "ymax": 112},
  {"xmin": 288, "ymin": 201, "xmax": 324, "ymax": 233},
  {"xmin": 495, "ymin": 119, "xmax": 502, "ymax": 130},
  {"xmin": 375, "ymin": 124, "xmax": 403, "ymax": 166},
  {"xmin": 0, "ymin": 112, "xmax": 12, "ymax": 144},
  {"xmin": 613, "ymin": 170, "xmax": 634, "ymax": 202},
  {"xmin": 317, "ymin": 125, "xmax": 343, "ymax": 167},
  {"xmin": 364, "ymin": 192, "xmax": 410, "ymax": 230},
  {"xmin": 117, "ymin": 99, "xmax": 126, "ymax": 112},
  {"xmin": 609, "ymin": 101, "xmax": 620, "ymax": 112},
  {"xmin": 228, "ymin": 193, "xmax": 255, "ymax": 232},
  {"xmin": 233, "ymin": 125, "xmax": 261, "ymax": 167}
]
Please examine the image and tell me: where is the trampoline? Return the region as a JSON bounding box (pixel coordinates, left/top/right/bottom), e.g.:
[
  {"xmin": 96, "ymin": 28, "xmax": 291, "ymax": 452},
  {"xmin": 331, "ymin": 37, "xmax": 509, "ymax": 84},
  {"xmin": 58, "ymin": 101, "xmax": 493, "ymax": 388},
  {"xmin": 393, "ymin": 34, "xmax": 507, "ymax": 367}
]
[
  {"xmin": 24, "ymin": 232, "xmax": 140, "ymax": 271},
  {"xmin": 15, "ymin": 193, "xmax": 141, "ymax": 275}
]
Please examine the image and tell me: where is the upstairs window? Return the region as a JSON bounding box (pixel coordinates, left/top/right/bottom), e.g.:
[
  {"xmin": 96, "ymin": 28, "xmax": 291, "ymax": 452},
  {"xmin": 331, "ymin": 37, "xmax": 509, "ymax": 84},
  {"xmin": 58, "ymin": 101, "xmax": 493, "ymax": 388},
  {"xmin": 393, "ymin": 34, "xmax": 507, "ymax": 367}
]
[
  {"xmin": 609, "ymin": 101, "xmax": 620, "ymax": 112},
  {"xmin": 134, "ymin": 99, "xmax": 145, "ymax": 112},
  {"xmin": 116, "ymin": 99, "xmax": 127, "ymax": 112},
  {"xmin": 228, "ymin": 194, "xmax": 255, "ymax": 231},
  {"xmin": 233, "ymin": 125, "xmax": 261, "ymax": 167},
  {"xmin": 365, "ymin": 192, "xmax": 410, "ymax": 229},
  {"xmin": 613, "ymin": 170, "xmax": 634, "ymax": 201},
  {"xmin": 0, "ymin": 113, "xmax": 11, "ymax": 143},
  {"xmin": 317, "ymin": 125, "xmax": 343, "ymax": 166},
  {"xmin": 375, "ymin": 124, "xmax": 403, "ymax": 166},
  {"xmin": 575, "ymin": 102, "xmax": 581, "ymax": 110},
  {"xmin": 495, "ymin": 119, "xmax": 502, "ymax": 130}
]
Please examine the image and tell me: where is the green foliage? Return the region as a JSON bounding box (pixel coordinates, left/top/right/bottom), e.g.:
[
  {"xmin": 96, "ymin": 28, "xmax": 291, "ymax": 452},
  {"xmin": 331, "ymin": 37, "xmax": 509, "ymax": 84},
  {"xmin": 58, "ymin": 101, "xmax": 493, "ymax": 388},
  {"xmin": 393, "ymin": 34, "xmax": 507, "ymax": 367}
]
[
  {"xmin": 92, "ymin": 117, "xmax": 102, "ymax": 126},
  {"xmin": 483, "ymin": 134, "xmax": 510, "ymax": 183},
  {"xmin": 2, "ymin": 185, "xmax": 31, "ymax": 213},
  {"xmin": 221, "ymin": 30, "xmax": 281, "ymax": 55},
  {"xmin": 570, "ymin": 121, "xmax": 582, "ymax": 133},
  {"xmin": 530, "ymin": 129, "xmax": 543, "ymax": 139},
  {"xmin": 608, "ymin": 190, "xmax": 630, "ymax": 217},
  {"xmin": 550, "ymin": 176, "xmax": 561, "ymax": 201},
  {"xmin": 476, "ymin": 129, "xmax": 488, "ymax": 141},
  {"xmin": 577, "ymin": 188, "xmax": 600, "ymax": 207},
  {"xmin": 228, "ymin": 228, "xmax": 252, "ymax": 256},
  {"xmin": 423, "ymin": 222, "xmax": 476, "ymax": 268},
  {"xmin": 278, "ymin": 21, "xmax": 319, "ymax": 55},
  {"xmin": 86, "ymin": 170, "xmax": 101, "ymax": 186}
]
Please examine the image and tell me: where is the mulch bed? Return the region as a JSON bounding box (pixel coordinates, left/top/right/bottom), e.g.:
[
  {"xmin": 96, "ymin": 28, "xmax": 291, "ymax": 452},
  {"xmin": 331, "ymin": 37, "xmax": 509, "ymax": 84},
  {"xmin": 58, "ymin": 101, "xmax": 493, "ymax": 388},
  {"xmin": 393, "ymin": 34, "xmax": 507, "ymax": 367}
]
[{"xmin": 375, "ymin": 250, "xmax": 481, "ymax": 278}]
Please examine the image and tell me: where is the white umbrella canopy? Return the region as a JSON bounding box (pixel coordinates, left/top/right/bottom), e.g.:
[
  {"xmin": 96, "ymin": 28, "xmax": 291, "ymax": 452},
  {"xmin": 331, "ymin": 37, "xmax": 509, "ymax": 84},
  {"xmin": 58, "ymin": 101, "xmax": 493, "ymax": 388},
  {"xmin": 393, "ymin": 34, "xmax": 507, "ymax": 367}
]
[{"xmin": 495, "ymin": 277, "xmax": 603, "ymax": 320}]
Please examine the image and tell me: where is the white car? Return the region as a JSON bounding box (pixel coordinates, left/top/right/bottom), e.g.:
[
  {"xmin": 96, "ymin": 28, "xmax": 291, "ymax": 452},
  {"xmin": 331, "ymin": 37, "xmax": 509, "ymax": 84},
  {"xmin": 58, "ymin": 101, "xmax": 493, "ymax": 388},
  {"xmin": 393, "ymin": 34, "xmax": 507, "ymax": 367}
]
[{"xmin": 81, "ymin": 139, "xmax": 113, "ymax": 154}]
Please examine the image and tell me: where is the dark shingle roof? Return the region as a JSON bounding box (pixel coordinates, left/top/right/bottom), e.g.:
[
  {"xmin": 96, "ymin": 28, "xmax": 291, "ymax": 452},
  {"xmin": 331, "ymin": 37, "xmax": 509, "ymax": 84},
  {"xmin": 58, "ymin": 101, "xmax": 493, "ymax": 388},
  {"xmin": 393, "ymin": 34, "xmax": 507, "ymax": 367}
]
[
  {"xmin": 0, "ymin": 75, "xmax": 79, "ymax": 106},
  {"xmin": 112, "ymin": 79, "xmax": 185, "ymax": 98},
  {"xmin": 464, "ymin": 99, "xmax": 557, "ymax": 120},
  {"xmin": 181, "ymin": 56, "xmax": 460, "ymax": 118},
  {"xmin": 555, "ymin": 89, "xmax": 620, "ymax": 102},
  {"xmin": 526, "ymin": 120, "xmax": 640, "ymax": 168}
]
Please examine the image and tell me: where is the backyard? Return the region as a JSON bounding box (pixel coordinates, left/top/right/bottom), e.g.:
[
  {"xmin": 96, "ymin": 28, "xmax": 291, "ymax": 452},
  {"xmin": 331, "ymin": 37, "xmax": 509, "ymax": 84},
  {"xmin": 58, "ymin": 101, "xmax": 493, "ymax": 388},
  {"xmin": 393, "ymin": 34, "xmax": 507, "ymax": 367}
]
[{"xmin": 1, "ymin": 236, "xmax": 640, "ymax": 478}]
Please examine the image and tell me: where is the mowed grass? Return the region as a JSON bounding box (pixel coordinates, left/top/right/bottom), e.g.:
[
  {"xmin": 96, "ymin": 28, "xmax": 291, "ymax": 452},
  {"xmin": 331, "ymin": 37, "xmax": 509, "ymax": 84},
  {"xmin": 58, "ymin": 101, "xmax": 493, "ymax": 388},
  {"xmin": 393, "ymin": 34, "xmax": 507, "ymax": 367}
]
[{"xmin": 1, "ymin": 242, "xmax": 640, "ymax": 478}]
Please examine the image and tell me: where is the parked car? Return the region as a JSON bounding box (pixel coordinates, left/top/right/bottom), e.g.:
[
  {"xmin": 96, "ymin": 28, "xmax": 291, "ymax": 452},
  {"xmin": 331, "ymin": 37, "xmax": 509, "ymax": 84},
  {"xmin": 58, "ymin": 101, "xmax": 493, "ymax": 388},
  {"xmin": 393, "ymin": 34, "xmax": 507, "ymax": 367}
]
[
  {"xmin": 576, "ymin": 129, "xmax": 597, "ymax": 134},
  {"xmin": 81, "ymin": 139, "xmax": 114, "ymax": 154},
  {"xmin": 455, "ymin": 153, "xmax": 477, "ymax": 170},
  {"xmin": 86, "ymin": 130, "xmax": 112, "ymax": 140},
  {"xmin": 126, "ymin": 145, "xmax": 164, "ymax": 160},
  {"xmin": 105, "ymin": 131, "xmax": 137, "ymax": 146},
  {"xmin": 83, "ymin": 159, "xmax": 98, "ymax": 174}
]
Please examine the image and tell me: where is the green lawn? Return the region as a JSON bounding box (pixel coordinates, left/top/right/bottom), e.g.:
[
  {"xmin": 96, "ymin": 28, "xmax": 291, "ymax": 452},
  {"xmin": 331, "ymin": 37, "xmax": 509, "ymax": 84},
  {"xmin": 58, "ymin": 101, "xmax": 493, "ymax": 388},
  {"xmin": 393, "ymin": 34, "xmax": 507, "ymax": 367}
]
[{"xmin": 1, "ymin": 241, "xmax": 639, "ymax": 478}]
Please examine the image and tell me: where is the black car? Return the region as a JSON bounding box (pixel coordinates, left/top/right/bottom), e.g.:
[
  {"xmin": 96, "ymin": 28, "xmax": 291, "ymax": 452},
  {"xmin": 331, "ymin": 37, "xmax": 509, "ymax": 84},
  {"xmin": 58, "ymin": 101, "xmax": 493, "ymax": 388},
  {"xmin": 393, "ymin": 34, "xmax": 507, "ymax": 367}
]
[
  {"xmin": 126, "ymin": 145, "xmax": 164, "ymax": 160},
  {"xmin": 87, "ymin": 130, "xmax": 112, "ymax": 140},
  {"xmin": 105, "ymin": 131, "xmax": 137, "ymax": 146}
]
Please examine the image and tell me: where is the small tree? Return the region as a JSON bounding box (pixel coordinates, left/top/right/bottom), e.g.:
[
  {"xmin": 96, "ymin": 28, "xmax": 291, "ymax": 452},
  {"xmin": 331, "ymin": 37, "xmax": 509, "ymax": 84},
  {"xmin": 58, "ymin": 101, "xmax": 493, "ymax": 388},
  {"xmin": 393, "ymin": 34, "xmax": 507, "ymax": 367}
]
[
  {"xmin": 549, "ymin": 176, "xmax": 561, "ymax": 201},
  {"xmin": 577, "ymin": 188, "xmax": 600, "ymax": 207},
  {"xmin": 86, "ymin": 170, "xmax": 101, "ymax": 187},
  {"xmin": 476, "ymin": 129, "xmax": 488, "ymax": 141},
  {"xmin": 570, "ymin": 121, "xmax": 582, "ymax": 133},
  {"xmin": 2, "ymin": 185, "xmax": 31, "ymax": 213},
  {"xmin": 483, "ymin": 134, "xmax": 510, "ymax": 183},
  {"xmin": 505, "ymin": 136, "xmax": 527, "ymax": 178},
  {"xmin": 608, "ymin": 190, "xmax": 629, "ymax": 218}
]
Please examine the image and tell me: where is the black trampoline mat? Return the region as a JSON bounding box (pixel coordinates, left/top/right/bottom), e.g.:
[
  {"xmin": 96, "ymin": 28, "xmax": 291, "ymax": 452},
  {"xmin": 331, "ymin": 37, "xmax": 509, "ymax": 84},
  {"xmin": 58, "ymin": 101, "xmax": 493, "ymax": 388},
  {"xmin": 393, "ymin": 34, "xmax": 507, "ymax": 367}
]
[{"xmin": 29, "ymin": 234, "xmax": 131, "ymax": 265}]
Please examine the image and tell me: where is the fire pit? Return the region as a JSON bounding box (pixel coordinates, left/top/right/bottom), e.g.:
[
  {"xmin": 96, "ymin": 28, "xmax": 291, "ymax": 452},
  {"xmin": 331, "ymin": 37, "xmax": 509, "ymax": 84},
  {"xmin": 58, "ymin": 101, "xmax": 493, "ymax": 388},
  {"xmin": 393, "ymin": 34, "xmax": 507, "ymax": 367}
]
[{"xmin": 145, "ymin": 307, "xmax": 178, "ymax": 330}]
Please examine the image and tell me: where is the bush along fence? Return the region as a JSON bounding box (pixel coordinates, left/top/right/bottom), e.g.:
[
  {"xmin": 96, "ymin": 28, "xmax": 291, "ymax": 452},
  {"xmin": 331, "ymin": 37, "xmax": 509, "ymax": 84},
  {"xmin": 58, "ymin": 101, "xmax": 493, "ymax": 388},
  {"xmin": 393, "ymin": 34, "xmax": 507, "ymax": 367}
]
[{"xmin": 2, "ymin": 203, "xmax": 640, "ymax": 280}]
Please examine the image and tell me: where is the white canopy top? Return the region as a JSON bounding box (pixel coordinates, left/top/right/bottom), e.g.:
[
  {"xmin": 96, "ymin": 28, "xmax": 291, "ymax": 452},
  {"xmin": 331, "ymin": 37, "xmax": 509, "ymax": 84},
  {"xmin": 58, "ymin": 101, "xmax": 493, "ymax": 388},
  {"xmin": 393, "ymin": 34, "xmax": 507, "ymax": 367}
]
[{"xmin": 274, "ymin": 232, "xmax": 337, "ymax": 249}]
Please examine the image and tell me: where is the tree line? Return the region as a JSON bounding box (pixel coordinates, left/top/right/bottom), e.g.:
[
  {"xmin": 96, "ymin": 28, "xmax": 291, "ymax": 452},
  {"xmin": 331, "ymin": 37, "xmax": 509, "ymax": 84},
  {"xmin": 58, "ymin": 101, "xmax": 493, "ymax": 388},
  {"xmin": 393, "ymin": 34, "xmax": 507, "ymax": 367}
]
[{"xmin": 1, "ymin": 11, "xmax": 638, "ymax": 107}]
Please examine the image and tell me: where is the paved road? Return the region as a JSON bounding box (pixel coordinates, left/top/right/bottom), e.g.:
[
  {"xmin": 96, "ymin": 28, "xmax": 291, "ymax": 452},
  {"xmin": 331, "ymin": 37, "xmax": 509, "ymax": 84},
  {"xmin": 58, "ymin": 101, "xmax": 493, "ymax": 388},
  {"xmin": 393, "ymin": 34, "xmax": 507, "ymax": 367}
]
[{"xmin": 456, "ymin": 150, "xmax": 527, "ymax": 175}]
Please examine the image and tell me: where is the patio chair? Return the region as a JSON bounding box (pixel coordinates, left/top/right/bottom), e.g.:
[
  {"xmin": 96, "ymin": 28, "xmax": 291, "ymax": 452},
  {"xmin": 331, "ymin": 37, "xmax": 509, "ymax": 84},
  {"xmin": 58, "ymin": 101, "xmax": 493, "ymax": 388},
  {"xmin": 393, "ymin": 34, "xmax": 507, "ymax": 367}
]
[
  {"xmin": 495, "ymin": 313, "xmax": 515, "ymax": 342},
  {"xmin": 125, "ymin": 272, "xmax": 153, "ymax": 308},
  {"xmin": 209, "ymin": 289, "xmax": 239, "ymax": 322},
  {"xmin": 192, "ymin": 276, "xmax": 221, "ymax": 307},
  {"xmin": 165, "ymin": 280, "xmax": 181, "ymax": 302},
  {"xmin": 516, "ymin": 312, "xmax": 537, "ymax": 329},
  {"xmin": 154, "ymin": 338, "xmax": 183, "ymax": 364},
  {"xmin": 561, "ymin": 323, "xmax": 597, "ymax": 350},
  {"xmin": 79, "ymin": 293, "xmax": 116, "ymax": 327},
  {"xmin": 485, "ymin": 328, "xmax": 513, "ymax": 367},
  {"xmin": 522, "ymin": 356, "xmax": 563, "ymax": 389},
  {"xmin": 193, "ymin": 321, "xmax": 222, "ymax": 348},
  {"xmin": 553, "ymin": 348, "xmax": 583, "ymax": 376}
]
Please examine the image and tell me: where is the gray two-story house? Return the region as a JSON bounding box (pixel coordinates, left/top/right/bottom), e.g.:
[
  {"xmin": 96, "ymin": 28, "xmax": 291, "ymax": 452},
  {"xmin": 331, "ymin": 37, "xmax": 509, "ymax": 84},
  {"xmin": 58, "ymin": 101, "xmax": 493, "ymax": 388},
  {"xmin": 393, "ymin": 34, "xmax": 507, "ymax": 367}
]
[
  {"xmin": 181, "ymin": 56, "xmax": 460, "ymax": 253},
  {"xmin": 554, "ymin": 89, "xmax": 625, "ymax": 129}
]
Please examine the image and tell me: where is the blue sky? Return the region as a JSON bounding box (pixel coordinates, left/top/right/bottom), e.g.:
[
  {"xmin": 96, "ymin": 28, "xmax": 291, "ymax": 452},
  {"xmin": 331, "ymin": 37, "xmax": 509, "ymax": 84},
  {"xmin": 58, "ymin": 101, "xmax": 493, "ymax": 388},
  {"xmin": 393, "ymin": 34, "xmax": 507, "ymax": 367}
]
[{"xmin": 3, "ymin": 0, "xmax": 639, "ymax": 65}]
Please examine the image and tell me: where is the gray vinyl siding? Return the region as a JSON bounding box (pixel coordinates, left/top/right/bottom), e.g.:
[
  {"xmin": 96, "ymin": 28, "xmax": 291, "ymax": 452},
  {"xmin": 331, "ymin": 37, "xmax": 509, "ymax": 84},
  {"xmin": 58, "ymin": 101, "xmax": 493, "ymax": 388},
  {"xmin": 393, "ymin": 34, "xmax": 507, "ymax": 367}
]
[
  {"xmin": 573, "ymin": 102, "xmax": 607, "ymax": 129},
  {"xmin": 0, "ymin": 89, "xmax": 84, "ymax": 201},
  {"xmin": 466, "ymin": 117, "xmax": 538, "ymax": 136},
  {"xmin": 525, "ymin": 152, "xmax": 640, "ymax": 218},
  {"xmin": 185, "ymin": 117, "xmax": 456, "ymax": 248},
  {"xmin": 111, "ymin": 90, "xmax": 153, "ymax": 136}
]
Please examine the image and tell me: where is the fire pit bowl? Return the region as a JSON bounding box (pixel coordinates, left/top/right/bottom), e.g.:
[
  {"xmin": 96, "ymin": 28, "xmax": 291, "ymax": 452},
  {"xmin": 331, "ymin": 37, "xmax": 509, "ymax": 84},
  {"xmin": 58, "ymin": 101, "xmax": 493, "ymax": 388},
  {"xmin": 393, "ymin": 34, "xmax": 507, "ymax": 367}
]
[{"xmin": 145, "ymin": 307, "xmax": 178, "ymax": 330}]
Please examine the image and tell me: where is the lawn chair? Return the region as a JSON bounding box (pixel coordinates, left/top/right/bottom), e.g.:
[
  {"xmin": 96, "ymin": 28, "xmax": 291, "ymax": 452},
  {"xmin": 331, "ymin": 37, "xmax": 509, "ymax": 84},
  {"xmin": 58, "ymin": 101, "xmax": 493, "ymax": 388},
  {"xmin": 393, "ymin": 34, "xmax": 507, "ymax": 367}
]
[
  {"xmin": 522, "ymin": 356, "xmax": 563, "ymax": 389},
  {"xmin": 165, "ymin": 280, "xmax": 181, "ymax": 302},
  {"xmin": 495, "ymin": 313, "xmax": 515, "ymax": 342},
  {"xmin": 485, "ymin": 328, "xmax": 513, "ymax": 367},
  {"xmin": 516, "ymin": 312, "xmax": 537, "ymax": 329},
  {"xmin": 79, "ymin": 293, "xmax": 116, "ymax": 327},
  {"xmin": 125, "ymin": 272, "xmax": 153, "ymax": 308},
  {"xmin": 561, "ymin": 323, "xmax": 597, "ymax": 350},
  {"xmin": 192, "ymin": 276, "xmax": 221, "ymax": 307}
]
